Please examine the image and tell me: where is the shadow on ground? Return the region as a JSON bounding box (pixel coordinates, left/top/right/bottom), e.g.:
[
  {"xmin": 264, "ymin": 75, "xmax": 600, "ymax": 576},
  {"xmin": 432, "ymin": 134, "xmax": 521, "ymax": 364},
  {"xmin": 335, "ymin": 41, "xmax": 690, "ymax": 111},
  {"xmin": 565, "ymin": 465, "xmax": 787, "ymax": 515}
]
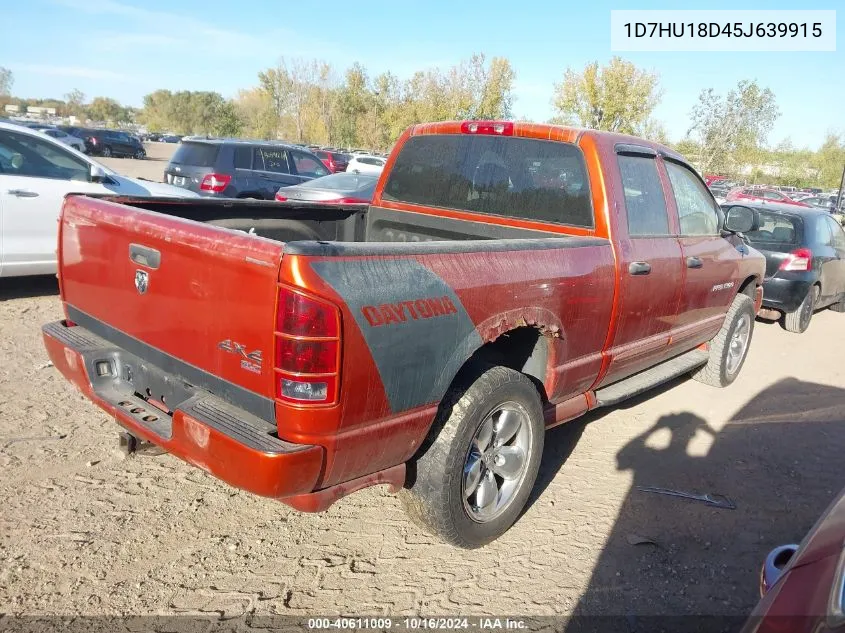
[
  {"xmin": 0, "ymin": 275, "xmax": 59, "ymax": 301},
  {"xmin": 561, "ymin": 378, "xmax": 845, "ymax": 632}
]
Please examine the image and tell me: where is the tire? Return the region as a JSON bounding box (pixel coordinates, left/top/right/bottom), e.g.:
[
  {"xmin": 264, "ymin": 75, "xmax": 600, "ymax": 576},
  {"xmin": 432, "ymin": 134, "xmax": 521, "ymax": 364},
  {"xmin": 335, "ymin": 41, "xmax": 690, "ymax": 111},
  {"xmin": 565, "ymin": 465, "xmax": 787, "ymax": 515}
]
[
  {"xmin": 134, "ymin": 150, "xmax": 145, "ymax": 160},
  {"xmin": 101, "ymin": 146, "xmax": 112, "ymax": 158},
  {"xmin": 399, "ymin": 366, "xmax": 544, "ymax": 549},
  {"xmin": 692, "ymin": 293, "xmax": 755, "ymax": 388},
  {"xmin": 783, "ymin": 285, "xmax": 818, "ymax": 333}
]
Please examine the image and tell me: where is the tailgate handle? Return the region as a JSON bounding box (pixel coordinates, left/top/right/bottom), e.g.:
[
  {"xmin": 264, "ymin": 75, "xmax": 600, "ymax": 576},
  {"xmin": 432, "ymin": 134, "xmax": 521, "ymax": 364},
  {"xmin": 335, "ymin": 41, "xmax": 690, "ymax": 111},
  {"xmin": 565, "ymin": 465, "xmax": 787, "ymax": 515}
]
[{"xmin": 129, "ymin": 244, "xmax": 161, "ymax": 269}]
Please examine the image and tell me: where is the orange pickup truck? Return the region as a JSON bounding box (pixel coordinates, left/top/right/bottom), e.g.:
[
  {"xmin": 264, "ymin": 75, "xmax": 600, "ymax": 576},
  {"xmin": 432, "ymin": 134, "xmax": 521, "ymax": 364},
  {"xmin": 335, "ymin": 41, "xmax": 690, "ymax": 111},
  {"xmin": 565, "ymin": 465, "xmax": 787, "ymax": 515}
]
[{"xmin": 43, "ymin": 121, "xmax": 765, "ymax": 547}]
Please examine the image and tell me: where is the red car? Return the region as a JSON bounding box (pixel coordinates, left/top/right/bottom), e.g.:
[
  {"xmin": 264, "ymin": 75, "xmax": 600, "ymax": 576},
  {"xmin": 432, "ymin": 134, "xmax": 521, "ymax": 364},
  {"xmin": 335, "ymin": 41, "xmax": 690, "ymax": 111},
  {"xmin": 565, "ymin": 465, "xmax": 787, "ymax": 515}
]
[
  {"xmin": 727, "ymin": 186, "xmax": 812, "ymax": 207},
  {"xmin": 742, "ymin": 487, "xmax": 845, "ymax": 632},
  {"xmin": 41, "ymin": 121, "xmax": 765, "ymax": 548},
  {"xmin": 313, "ymin": 150, "xmax": 349, "ymax": 173}
]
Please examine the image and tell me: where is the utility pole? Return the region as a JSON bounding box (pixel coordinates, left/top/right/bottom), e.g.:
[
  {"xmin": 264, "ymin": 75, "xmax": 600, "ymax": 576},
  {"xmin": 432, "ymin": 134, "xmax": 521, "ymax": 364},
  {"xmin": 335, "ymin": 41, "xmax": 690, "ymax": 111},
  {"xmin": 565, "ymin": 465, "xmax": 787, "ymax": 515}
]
[{"xmin": 836, "ymin": 162, "xmax": 845, "ymax": 213}]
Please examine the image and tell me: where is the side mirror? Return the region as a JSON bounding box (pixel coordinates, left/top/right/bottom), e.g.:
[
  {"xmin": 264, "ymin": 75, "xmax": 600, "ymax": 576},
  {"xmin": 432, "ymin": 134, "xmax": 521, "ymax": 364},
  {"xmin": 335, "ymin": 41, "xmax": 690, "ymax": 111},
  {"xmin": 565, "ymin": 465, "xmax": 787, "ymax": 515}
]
[
  {"xmin": 89, "ymin": 163, "xmax": 107, "ymax": 183},
  {"xmin": 724, "ymin": 205, "xmax": 759, "ymax": 234}
]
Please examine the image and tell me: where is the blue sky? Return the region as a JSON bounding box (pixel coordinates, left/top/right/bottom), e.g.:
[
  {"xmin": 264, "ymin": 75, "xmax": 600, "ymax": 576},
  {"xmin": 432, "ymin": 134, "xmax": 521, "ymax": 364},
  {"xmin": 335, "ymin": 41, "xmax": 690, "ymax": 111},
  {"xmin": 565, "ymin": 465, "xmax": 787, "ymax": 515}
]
[{"xmin": 2, "ymin": 0, "xmax": 842, "ymax": 148}]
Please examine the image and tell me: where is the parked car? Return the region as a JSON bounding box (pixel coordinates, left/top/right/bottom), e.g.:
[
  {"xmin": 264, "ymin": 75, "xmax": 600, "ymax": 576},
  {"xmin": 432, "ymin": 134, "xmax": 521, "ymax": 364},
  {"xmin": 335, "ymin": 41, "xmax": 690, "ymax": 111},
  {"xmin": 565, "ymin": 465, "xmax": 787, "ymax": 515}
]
[
  {"xmin": 164, "ymin": 138, "xmax": 329, "ymax": 199},
  {"xmin": 42, "ymin": 120, "xmax": 765, "ymax": 548},
  {"xmin": 160, "ymin": 134, "xmax": 181, "ymax": 143},
  {"xmin": 38, "ymin": 128, "xmax": 86, "ymax": 152},
  {"xmin": 274, "ymin": 172, "xmax": 377, "ymax": 203},
  {"xmin": 313, "ymin": 150, "xmax": 350, "ymax": 174},
  {"xmin": 742, "ymin": 486, "xmax": 845, "ymax": 633},
  {"xmin": 726, "ymin": 187, "xmax": 812, "ymax": 207},
  {"xmin": 737, "ymin": 201, "xmax": 845, "ymax": 332},
  {"xmin": 802, "ymin": 195, "xmax": 838, "ymax": 210},
  {"xmin": 0, "ymin": 121, "xmax": 196, "ymax": 278},
  {"xmin": 346, "ymin": 154, "xmax": 386, "ymax": 175},
  {"xmin": 83, "ymin": 129, "xmax": 146, "ymax": 159}
]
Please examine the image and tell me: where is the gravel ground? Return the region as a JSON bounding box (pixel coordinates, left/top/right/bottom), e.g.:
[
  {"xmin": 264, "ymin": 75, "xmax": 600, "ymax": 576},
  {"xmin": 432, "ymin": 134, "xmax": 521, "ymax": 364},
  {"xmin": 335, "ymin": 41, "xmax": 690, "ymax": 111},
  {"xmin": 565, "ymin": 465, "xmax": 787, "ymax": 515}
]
[{"xmin": 1, "ymin": 145, "xmax": 844, "ymax": 626}]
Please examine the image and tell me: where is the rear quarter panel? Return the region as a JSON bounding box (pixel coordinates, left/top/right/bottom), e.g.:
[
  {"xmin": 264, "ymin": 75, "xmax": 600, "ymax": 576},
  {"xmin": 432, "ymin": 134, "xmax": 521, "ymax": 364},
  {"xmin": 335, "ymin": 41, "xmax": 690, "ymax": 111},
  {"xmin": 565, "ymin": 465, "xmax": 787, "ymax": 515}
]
[{"xmin": 277, "ymin": 240, "xmax": 615, "ymax": 486}]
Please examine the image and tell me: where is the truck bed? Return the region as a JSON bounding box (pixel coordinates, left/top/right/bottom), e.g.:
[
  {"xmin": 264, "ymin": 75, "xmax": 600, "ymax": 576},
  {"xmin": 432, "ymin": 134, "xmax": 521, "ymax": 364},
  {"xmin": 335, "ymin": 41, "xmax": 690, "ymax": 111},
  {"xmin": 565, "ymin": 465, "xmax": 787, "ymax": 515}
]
[{"xmin": 102, "ymin": 196, "xmax": 571, "ymax": 245}]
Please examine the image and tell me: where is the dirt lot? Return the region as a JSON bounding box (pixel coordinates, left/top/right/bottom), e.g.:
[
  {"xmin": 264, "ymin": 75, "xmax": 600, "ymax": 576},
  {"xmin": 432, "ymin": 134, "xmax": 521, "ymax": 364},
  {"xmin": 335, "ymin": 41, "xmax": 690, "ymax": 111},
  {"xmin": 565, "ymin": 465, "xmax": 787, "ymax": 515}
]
[{"xmin": 1, "ymin": 148, "xmax": 844, "ymax": 626}]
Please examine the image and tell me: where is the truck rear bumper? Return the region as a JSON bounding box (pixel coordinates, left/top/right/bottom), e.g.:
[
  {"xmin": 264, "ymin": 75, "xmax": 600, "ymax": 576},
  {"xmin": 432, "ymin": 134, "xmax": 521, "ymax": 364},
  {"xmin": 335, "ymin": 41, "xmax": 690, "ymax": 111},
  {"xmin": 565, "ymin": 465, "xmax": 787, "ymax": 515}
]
[{"xmin": 42, "ymin": 320, "xmax": 324, "ymax": 500}]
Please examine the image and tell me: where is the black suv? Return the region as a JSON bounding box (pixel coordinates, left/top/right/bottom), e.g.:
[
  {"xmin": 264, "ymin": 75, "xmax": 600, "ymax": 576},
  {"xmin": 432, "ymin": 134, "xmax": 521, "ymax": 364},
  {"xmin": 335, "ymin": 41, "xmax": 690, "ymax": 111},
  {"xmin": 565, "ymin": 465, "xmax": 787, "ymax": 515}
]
[
  {"xmin": 163, "ymin": 138, "xmax": 330, "ymax": 198},
  {"xmin": 82, "ymin": 129, "xmax": 146, "ymax": 159}
]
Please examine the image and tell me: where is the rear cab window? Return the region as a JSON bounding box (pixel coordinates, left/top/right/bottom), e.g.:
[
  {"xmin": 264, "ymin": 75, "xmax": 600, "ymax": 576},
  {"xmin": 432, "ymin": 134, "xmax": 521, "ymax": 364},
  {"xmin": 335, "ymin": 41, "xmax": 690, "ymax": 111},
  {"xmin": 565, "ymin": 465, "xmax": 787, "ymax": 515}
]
[
  {"xmin": 170, "ymin": 141, "xmax": 219, "ymax": 167},
  {"xmin": 381, "ymin": 134, "xmax": 593, "ymax": 228},
  {"xmin": 745, "ymin": 211, "xmax": 801, "ymax": 245}
]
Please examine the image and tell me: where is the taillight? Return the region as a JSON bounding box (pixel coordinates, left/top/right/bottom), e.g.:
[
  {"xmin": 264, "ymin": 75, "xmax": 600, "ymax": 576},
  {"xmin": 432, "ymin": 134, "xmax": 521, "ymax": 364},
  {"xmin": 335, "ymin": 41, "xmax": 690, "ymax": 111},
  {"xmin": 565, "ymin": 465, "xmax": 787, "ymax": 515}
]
[
  {"xmin": 275, "ymin": 286, "xmax": 341, "ymax": 404},
  {"xmin": 460, "ymin": 121, "xmax": 513, "ymax": 136},
  {"xmin": 274, "ymin": 192, "xmax": 288, "ymax": 202},
  {"xmin": 779, "ymin": 248, "xmax": 813, "ymax": 272},
  {"xmin": 331, "ymin": 197, "xmax": 368, "ymax": 204},
  {"xmin": 199, "ymin": 173, "xmax": 232, "ymax": 193}
]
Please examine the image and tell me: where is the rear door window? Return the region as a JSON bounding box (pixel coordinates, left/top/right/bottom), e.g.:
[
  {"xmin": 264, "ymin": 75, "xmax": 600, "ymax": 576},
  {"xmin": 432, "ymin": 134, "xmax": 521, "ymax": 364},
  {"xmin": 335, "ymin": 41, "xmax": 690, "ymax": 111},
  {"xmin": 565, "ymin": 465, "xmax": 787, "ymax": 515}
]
[
  {"xmin": 617, "ymin": 155, "xmax": 670, "ymax": 236},
  {"xmin": 170, "ymin": 142, "xmax": 219, "ymax": 167},
  {"xmin": 745, "ymin": 211, "xmax": 800, "ymax": 244},
  {"xmin": 825, "ymin": 216, "xmax": 845, "ymax": 250},
  {"xmin": 381, "ymin": 134, "xmax": 593, "ymax": 227},
  {"xmin": 254, "ymin": 147, "xmax": 291, "ymax": 174}
]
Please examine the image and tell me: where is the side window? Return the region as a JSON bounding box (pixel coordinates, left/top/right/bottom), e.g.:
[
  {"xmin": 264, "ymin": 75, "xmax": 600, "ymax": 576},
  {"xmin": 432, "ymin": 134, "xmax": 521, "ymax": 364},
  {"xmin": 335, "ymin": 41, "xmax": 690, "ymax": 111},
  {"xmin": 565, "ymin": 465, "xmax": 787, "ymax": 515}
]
[
  {"xmin": 254, "ymin": 147, "xmax": 290, "ymax": 174},
  {"xmin": 292, "ymin": 151, "xmax": 329, "ymax": 177},
  {"xmin": 814, "ymin": 218, "xmax": 832, "ymax": 246},
  {"xmin": 234, "ymin": 146, "xmax": 251, "ymax": 169},
  {"xmin": 665, "ymin": 161, "xmax": 719, "ymax": 236},
  {"xmin": 0, "ymin": 130, "xmax": 89, "ymax": 181},
  {"xmin": 617, "ymin": 155, "xmax": 670, "ymax": 236},
  {"xmin": 826, "ymin": 216, "xmax": 845, "ymax": 250}
]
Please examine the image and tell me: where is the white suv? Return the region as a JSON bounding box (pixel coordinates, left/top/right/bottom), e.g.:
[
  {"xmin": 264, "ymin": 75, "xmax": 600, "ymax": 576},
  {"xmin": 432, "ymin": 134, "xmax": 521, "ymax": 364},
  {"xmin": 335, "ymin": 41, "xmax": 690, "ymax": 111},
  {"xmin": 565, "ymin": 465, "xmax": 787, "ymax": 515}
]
[{"xmin": 0, "ymin": 121, "xmax": 197, "ymax": 278}]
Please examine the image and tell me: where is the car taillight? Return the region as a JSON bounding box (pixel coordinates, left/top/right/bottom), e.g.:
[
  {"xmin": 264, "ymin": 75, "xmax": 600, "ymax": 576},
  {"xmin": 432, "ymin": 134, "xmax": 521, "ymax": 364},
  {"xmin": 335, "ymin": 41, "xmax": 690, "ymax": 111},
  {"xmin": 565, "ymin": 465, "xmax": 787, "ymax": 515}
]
[
  {"xmin": 199, "ymin": 173, "xmax": 232, "ymax": 193},
  {"xmin": 274, "ymin": 192, "xmax": 288, "ymax": 202},
  {"xmin": 331, "ymin": 197, "xmax": 368, "ymax": 204},
  {"xmin": 780, "ymin": 248, "xmax": 813, "ymax": 272},
  {"xmin": 460, "ymin": 120, "xmax": 513, "ymax": 136},
  {"xmin": 275, "ymin": 286, "xmax": 341, "ymax": 404}
]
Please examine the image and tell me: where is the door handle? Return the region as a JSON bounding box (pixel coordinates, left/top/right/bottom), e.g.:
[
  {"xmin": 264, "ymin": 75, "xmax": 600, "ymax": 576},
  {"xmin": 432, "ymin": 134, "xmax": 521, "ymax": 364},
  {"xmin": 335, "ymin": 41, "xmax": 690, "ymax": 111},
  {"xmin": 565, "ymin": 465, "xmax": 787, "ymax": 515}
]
[
  {"xmin": 629, "ymin": 261, "xmax": 652, "ymax": 275},
  {"xmin": 686, "ymin": 256, "xmax": 704, "ymax": 269},
  {"xmin": 7, "ymin": 189, "xmax": 39, "ymax": 198}
]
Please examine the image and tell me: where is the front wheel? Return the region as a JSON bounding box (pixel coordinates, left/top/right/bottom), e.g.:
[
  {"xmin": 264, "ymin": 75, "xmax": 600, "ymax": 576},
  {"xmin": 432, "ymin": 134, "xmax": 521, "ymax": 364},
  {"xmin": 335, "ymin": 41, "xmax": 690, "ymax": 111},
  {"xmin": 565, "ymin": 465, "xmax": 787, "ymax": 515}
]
[
  {"xmin": 134, "ymin": 150, "xmax": 145, "ymax": 160},
  {"xmin": 783, "ymin": 285, "xmax": 818, "ymax": 333},
  {"xmin": 101, "ymin": 146, "xmax": 112, "ymax": 157},
  {"xmin": 399, "ymin": 366, "xmax": 544, "ymax": 549},
  {"xmin": 692, "ymin": 293, "xmax": 755, "ymax": 388}
]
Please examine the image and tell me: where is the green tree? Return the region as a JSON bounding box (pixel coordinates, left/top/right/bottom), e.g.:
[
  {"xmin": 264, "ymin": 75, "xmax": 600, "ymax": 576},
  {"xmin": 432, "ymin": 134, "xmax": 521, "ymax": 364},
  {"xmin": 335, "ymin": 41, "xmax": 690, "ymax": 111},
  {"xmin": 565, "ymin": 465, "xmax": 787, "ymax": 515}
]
[
  {"xmin": 64, "ymin": 89, "xmax": 87, "ymax": 118},
  {"xmin": 687, "ymin": 79, "xmax": 779, "ymax": 175},
  {"xmin": 88, "ymin": 96, "xmax": 128, "ymax": 123},
  {"xmin": 812, "ymin": 133, "xmax": 845, "ymax": 189},
  {"xmin": 234, "ymin": 87, "xmax": 276, "ymax": 139},
  {"xmin": 551, "ymin": 57, "xmax": 661, "ymax": 135}
]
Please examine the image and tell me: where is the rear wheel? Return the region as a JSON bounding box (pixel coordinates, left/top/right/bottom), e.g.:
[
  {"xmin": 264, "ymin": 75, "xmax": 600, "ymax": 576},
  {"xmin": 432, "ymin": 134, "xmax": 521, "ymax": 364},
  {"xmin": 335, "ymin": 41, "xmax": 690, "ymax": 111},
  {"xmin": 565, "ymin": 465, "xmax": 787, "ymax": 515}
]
[
  {"xmin": 134, "ymin": 150, "xmax": 145, "ymax": 160},
  {"xmin": 692, "ymin": 293, "xmax": 755, "ymax": 388},
  {"xmin": 783, "ymin": 285, "xmax": 818, "ymax": 333},
  {"xmin": 399, "ymin": 366, "xmax": 544, "ymax": 549},
  {"xmin": 101, "ymin": 146, "xmax": 112, "ymax": 158}
]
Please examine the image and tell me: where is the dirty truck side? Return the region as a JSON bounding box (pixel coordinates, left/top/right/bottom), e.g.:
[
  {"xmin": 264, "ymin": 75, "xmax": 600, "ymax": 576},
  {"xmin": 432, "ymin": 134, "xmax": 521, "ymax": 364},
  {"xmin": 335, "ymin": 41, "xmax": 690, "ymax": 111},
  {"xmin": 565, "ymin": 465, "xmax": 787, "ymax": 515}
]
[{"xmin": 43, "ymin": 121, "xmax": 765, "ymax": 547}]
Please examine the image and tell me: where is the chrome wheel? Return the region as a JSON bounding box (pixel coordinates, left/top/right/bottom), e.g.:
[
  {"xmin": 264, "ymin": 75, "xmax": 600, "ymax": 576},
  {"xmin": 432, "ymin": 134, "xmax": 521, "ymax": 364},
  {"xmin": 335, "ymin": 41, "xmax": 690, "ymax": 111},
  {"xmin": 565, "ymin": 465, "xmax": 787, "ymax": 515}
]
[
  {"xmin": 726, "ymin": 312, "xmax": 751, "ymax": 376},
  {"xmin": 462, "ymin": 402, "xmax": 533, "ymax": 523}
]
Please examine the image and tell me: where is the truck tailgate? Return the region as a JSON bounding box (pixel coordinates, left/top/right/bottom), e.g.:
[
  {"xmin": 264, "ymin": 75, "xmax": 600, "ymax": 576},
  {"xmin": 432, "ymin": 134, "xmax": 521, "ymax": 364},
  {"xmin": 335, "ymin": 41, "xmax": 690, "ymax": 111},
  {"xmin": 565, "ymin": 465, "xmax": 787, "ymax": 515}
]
[{"xmin": 59, "ymin": 195, "xmax": 284, "ymax": 417}]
